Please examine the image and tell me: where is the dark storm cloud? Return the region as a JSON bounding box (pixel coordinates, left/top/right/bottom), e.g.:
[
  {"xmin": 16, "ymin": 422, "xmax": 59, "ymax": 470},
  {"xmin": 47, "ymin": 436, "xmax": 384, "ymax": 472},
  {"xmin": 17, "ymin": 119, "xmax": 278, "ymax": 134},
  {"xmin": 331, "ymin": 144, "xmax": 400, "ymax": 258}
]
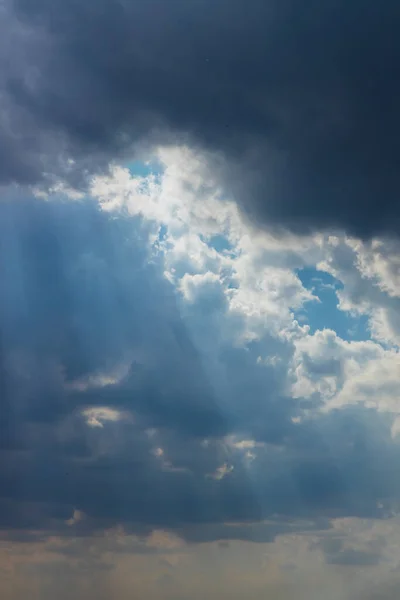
[
  {"xmin": 2, "ymin": 0, "xmax": 400, "ymax": 236},
  {"xmin": 4, "ymin": 403, "xmax": 399, "ymax": 541}
]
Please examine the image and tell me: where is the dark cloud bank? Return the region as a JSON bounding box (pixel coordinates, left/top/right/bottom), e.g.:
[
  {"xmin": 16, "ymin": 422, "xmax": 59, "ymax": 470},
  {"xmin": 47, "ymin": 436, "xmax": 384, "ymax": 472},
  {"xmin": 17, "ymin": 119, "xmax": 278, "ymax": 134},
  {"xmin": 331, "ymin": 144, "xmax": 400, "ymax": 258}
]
[{"xmin": 2, "ymin": 0, "xmax": 400, "ymax": 236}]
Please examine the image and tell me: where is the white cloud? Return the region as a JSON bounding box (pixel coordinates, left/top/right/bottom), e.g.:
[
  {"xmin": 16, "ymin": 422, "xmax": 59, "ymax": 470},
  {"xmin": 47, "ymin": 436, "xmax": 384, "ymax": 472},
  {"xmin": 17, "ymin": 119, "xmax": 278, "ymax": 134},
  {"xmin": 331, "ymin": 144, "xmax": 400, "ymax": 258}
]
[
  {"xmin": 66, "ymin": 509, "xmax": 86, "ymax": 526},
  {"xmin": 65, "ymin": 361, "xmax": 133, "ymax": 393},
  {"xmin": 329, "ymin": 351, "xmax": 400, "ymax": 413},
  {"xmin": 208, "ymin": 463, "xmax": 234, "ymax": 480},
  {"xmin": 91, "ymin": 147, "xmax": 320, "ymax": 347},
  {"xmin": 290, "ymin": 327, "xmax": 400, "ymax": 414},
  {"xmin": 82, "ymin": 407, "xmax": 124, "ymax": 428},
  {"xmin": 318, "ymin": 235, "xmax": 400, "ymax": 346},
  {"xmin": 90, "ymin": 145, "xmax": 400, "ymax": 422},
  {"xmin": 352, "ymin": 238, "xmax": 400, "ymax": 299}
]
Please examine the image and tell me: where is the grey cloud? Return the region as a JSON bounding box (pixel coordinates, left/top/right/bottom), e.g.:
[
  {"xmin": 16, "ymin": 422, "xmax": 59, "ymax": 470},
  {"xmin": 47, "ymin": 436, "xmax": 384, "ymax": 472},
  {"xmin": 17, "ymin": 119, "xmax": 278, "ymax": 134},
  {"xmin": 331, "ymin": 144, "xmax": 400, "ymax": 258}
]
[
  {"xmin": 18, "ymin": 557, "xmax": 114, "ymax": 578},
  {"xmin": 175, "ymin": 519, "xmax": 330, "ymax": 545},
  {"xmin": 1, "ymin": 0, "xmax": 400, "ymax": 236},
  {"xmin": 2, "ymin": 193, "xmax": 400, "ymax": 543},
  {"xmin": 0, "ymin": 194, "xmax": 227, "ymax": 438},
  {"xmin": 4, "ymin": 403, "xmax": 397, "ymax": 536},
  {"xmin": 0, "ymin": 192, "xmax": 295, "ymax": 536},
  {"xmin": 326, "ymin": 548, "xmax": 382, "ymax": 567},
  {"xmin": 312, "ymin": 533, "xmax": 387, "ymax": 567}
]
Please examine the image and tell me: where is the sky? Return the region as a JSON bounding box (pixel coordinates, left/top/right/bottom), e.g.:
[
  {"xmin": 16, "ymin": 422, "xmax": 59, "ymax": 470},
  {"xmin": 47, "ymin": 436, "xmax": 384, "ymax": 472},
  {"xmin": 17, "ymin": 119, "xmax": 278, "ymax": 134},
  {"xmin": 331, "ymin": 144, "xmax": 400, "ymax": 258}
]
[{"xmin": 1, "ymin": 2, "xmax": 400, "ymax": 599}]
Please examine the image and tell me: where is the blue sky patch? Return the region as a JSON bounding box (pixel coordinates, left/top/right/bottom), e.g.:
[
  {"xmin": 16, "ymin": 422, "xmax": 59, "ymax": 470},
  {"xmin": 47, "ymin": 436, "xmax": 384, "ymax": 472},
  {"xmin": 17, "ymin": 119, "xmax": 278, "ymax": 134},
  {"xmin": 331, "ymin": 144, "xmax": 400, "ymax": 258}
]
[
  {"xmin": 200, "ymin": 234, "xmax": 234, "ymax": 254},
  {"xmin": 126, "ymin": 159, "xmax": 162, "ymax": 180},
  {"xmin": 295, "ymin": 267, "xmax": 370, "ymax": 341}
]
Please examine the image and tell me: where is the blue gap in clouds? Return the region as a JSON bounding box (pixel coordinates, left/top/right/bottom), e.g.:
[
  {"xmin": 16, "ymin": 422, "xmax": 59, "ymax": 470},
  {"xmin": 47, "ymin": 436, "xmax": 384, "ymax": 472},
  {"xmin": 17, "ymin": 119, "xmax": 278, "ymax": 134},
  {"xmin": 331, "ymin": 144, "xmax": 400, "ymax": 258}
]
[
  {"xmin": 126, "ymin": 159, "xmax": 162, "ymax": 180},
  {"xmin": 295, "ymin": 267, "xmax": 370, "ymax": 341},
  {"xmin": 200, "ymin": 234, "xmax": 234, "ymax": 254}
]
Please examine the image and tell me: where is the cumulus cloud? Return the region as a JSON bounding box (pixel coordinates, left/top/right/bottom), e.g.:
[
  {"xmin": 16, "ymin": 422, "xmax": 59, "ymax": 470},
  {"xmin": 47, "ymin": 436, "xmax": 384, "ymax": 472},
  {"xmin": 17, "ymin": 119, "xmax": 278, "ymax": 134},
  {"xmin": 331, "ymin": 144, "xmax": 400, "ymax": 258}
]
[
  {"xmin": 2, "ymin": 2, "xmax": 400, "ymax": 595},
  {"xmin": 316, "ymin": 235, "xmax": 400, "ymax": 345},
  {"xmin": 0, "ymin": 148, "xmax": 399, "ymax": 560}
]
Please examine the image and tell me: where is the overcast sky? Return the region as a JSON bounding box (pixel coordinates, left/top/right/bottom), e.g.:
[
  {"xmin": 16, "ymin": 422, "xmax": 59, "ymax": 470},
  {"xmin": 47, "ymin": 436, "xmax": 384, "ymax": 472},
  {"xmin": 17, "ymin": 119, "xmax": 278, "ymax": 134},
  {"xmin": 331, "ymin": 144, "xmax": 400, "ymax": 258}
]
[{"xmin": 1, "ymin": 2, "xmax": 400, "ymax": 599}]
